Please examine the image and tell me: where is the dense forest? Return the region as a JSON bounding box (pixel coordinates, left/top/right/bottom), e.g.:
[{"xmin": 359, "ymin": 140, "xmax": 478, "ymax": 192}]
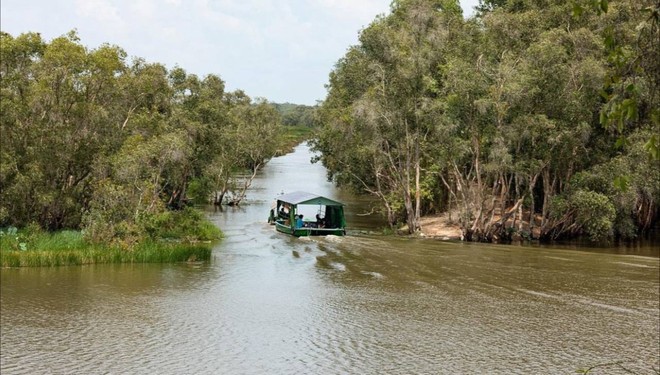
[
  {"xmin": 273, "ymin": 102, "xmax": 317, "ymax": 128},
  {"xmin": 313, "ymin": 0, "xmax": 659, "ymax": 242},
  {"xmin": 0, "ymin": 30, "xmax": 282, "ymax": 244},
  {"xmin": 1, "ymin": 0, "xmax": 658, "ymax": 246}
]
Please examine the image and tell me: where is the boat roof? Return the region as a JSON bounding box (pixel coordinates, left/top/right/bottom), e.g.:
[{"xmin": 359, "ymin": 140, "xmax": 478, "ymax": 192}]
[{"xmin": 276, "ymin": 191, "xmax": 344, "ymax": 206}]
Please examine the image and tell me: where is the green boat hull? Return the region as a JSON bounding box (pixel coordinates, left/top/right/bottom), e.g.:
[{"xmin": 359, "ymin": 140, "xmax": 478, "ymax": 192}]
[{"xmin": 275, "ymin": 221, "xmax": 345, "ymax": 237}]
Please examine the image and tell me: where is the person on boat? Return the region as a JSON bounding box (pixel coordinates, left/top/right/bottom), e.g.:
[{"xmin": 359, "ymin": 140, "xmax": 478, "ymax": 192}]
[
  {"xmin": 315, "ymin": 214, "xmax": 325, "ymax": 228},
  {"xmin": 296, "ymin": 214, "xmax": 304, "ymax": 228},
  {"xmin": 279, "ymin": 206, "xmax": 287, "ymax": 219}
]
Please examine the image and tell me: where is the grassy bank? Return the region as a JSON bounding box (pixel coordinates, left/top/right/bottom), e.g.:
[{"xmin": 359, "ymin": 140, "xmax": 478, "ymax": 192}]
[
  {"xmin": 276, "ymin": 125, "xmax": 316, "ymax": 155},
  {"xmin": 1, "ymin": 220, "xmax": 220, "ymax": 268}
]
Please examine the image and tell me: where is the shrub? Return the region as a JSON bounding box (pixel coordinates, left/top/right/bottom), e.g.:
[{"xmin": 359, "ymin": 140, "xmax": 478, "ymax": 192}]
[
  {"xmin": 572, "ymin": 190, "xmax": 616, "ymax": 241},
  {"xmin": 141, "ymin": 207, "xmax": 222, "ymax": 242}
]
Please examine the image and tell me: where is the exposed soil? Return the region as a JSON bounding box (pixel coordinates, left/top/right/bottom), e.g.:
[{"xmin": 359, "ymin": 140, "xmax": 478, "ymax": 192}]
[
  {"xmin": 417, "ymin": 213, "xmax": 463, "ymax": 240},
  {"xmin": 411, "ymin": 210, "xmax": 542, "ymax": 241}
]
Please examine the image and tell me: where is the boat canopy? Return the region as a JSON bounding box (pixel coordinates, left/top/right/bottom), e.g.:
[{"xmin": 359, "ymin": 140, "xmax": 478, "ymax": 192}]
[{"xmin": 276, "ymin": 191, "xmax": 344, "ymax": 206}]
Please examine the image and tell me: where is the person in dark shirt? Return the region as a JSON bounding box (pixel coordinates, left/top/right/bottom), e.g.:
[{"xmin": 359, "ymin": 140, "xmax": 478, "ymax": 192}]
[{"xmin": 315, "ymin": 214, "xmax": 325, "ymax": 228}]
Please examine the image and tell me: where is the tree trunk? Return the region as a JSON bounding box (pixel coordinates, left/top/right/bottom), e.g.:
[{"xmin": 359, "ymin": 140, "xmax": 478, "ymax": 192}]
[
  {"xmin": 470, "ymin": 135, "xmax": 484, "ymax": 239},
  {"xmin": 528, "ymin": 176, "xmax": 536, "ymax": 239},
  {"xmin": 414, "ymin": 136, "xmax": 421, "ymax": 232},
  {"xmin": 228, "ymin": 162, "xmax": 261, "ymax": 206},
  {"xmin": 539, "ymin": 169, "xmax": 556, "ymax": 239}
]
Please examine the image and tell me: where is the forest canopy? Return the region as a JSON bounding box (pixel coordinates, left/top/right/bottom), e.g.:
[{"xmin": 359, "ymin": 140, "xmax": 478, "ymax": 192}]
[
  {"xmin": 273, "ymin": 102, "xmax": 318, "ymax": 128},
  {"xmin": 313, "ymin": 0, "xmax": 659, "ymax": 242},
  {"xmin": 0, "ymin": 30, "xmax": 282, "ymax": 244}
]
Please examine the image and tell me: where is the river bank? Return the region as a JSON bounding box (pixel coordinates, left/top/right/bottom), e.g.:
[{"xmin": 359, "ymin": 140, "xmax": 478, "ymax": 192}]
[
  {"xmin": 0, "ymin": 229, "xmax": 217, "ymax": 267},
  {"xmin": 417, "ymin": 213, "xmax": 463, "ymax": 240},
  {"xmin": 414, "ymin": 212, "xmax": 659, "ymax": 254},
  {"xmin": 0, "ymin": 207, "xmax": 222, "ymax": 267},
  {"xmin": 415, "ymin": 211, "xmax": 536, "ymax": 241},
  {"xmin": 2, "ymin": 142, "xmax": 658, "ymax": 374}
]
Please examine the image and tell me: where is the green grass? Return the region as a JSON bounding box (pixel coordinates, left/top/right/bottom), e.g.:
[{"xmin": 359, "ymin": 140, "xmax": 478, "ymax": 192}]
[
  {"xmin": 0, "ymin": 229, "xmax": 214, "ymax": 268},
  {"xmin": 276, "ymin": 125, "xmax": 316, "ymax": 155},
  {"xmin": 0, "ymin": 207, "xmax": 222, "ymax": 267}
]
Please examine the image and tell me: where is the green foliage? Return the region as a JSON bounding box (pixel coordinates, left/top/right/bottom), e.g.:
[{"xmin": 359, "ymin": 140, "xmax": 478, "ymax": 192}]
[
  {"xmin": 570, "ymin": 129, "xmax": 659, "ymax": 238},
  {"xmin": 0, "ymin": 226, "xmax": 214, "ymax": 267},
  {"xmin": 277, "ymin": 126, "xmax": 316, "ymax": 155},
  {"xmin": 1, "ymin": 29, "xmax": 282, "ymax": 249},
  {"xmin": 571, "ymin": 190, "xmax": 617, "ymax": 241},
  {"xmin": 579, "ymin": 0, "xmax": 660, "ymax": 161},
  {"xmin": 273, "ymin": 102, "xmax": 318, "ymax": 127},
  {"xmin": 1, "ymin": 228, "xmax": 85, "ymax": 253},
  {"xmin": 315, "ymin": 0, "xmax": 457, "ymax": 232},
  {"xmin": 0, "ymin": 238, "xmax": 211, "ymax": 267},
  {"xmin": 315, "ymin": 0, "xmax": 658, "ymax": 242},
  {"xmin": 186, "ymin": 178, "xmax": 211, "ymax": 205},
  {"xmin": 548, "ymin": 129, "xmax": 659, "ymax": 240},
  {"xmin": 0, "ymin": 226, "xmax": 27, "ymax": 251},
  {"xmin": 142, "ymin": 207, "xmax": 222, "ymax": 242},
  {"xmin": 548, "ymin": 190, "xmax": 617, "ymax": 242}
]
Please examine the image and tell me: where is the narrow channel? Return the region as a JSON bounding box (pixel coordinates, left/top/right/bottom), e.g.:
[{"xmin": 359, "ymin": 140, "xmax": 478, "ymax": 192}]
[{"xmin": 1, "ymin": 143, "xmax": 658, "ymax": 374}]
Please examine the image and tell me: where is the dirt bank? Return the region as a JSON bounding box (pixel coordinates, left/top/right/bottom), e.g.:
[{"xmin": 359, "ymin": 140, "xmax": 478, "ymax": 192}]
[{"xmin": 416, "ymin": 213, "xmax": 463, "ymax": 240}]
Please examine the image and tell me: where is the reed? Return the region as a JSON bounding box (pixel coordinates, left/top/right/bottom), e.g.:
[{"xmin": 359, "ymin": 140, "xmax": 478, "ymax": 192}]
[{"xmin": 0, "ymin": 229, "xmax": 213, "ymax": 267}]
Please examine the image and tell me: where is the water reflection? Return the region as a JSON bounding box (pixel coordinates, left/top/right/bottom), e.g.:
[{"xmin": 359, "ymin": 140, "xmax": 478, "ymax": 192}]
[{"xmin": 1, "ymin": 143, "xmax": 658, "ymax": 374}]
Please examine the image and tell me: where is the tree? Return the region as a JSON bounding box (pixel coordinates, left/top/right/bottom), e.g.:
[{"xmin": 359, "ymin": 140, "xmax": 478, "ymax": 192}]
[
  {"xmin": 1, "ymin": 31, "xmax": 128, "ymax": 229},
  {"xmin": 226, "ymin": 96, "xmax": 281, "ymax": 206},
  {"xmin": 316, "ymin": 0, "xmax": 463, "ymax": 233},
  {"xmin": 0, "ymin": 30, "xmax": 286, "ymax": 241},
  {"xmin": 315, "ymin": 0, "xmax": 658, "ymax": 241}
]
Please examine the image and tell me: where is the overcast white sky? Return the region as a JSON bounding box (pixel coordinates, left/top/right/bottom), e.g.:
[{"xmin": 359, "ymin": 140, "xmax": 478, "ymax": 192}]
[{"xmin": 1, "ymin": 0, "xmax": 479, "ymax": 105}]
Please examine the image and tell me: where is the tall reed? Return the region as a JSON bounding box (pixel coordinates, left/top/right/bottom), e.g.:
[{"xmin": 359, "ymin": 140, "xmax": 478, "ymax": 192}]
[{"xmin": 0, "ymin": 229, "xmax": 213, "ymax": 267}]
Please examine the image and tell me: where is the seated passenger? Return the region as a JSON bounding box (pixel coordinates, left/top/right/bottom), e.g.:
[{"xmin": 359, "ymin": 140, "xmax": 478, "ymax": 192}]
[
  {"xmin": 296, "ymin": 214, "xmax": 304, "ymax": 228},
  {"xmin": 316, "ymin": 214, "xmax": 325, "ymax": 228}
]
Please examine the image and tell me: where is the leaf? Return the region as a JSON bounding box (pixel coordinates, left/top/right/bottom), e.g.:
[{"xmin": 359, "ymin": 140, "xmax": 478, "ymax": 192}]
[
  {"xmin": 599, "ymin": 89, "xmax": 610, "ymax": 100},
  {"xmin": 600, "ymin": 110, "xmax": 608, "ymax": 126},
  {"xmin": 644, "ymin": 135, "xmax": 659, "ymax": 160},
  {"xmin": 599, "ymin": 110, "xmax": 608, "ymax": 126},
  {"xmin": 572, "ymin": 4, "xmax": 583, "ymax": 18},
  {"xmin": 613, "ymin": 175, "xmax": 630, "ymax": 192},
  {"xmin": 614, "ymin": 136, "xmax": 626, "ymax": 149},
  {"xmin": 625, "ymin": 102, "xmax": 637, "ymax": 121},
  {"xmin": 619, "ymin": 98, "xmax": 637, "ymax": 121},
  {"xmin": 604, "ymin": 33, "xmax": 615, "ymax": 49},
  {"xmin": 600, "ymin": 0, "xmax": 608, "ymax": 13}
]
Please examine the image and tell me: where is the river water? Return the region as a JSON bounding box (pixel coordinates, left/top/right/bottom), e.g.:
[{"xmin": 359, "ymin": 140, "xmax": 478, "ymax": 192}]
[{"xmin": 1, "ymin": 143, "xmax": 659, "ymax": 374}]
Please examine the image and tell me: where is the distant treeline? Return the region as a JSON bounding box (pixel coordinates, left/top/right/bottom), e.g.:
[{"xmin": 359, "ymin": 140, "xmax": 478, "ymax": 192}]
[
  {"xmin": 314, "ymin": 0, "xmax": 659, "ymax": 242},
  {"xmin": 272, "ymin": 102, "xmax": 318, "ymax": 127},
  {"xmin": 0, "ymin": 30, "xmax": 283, "ymax": 245}
]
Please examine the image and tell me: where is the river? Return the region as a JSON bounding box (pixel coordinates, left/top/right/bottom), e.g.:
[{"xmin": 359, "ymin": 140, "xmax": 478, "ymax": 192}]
[{"xmin": 1, "ymin": 143, "xmax": 658, "ymax": 374}]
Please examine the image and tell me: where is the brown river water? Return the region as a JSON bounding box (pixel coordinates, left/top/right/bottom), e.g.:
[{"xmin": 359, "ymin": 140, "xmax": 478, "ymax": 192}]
[{"xmin": 1, "ymin": 143, "xmax": 659, "ymax": 374}]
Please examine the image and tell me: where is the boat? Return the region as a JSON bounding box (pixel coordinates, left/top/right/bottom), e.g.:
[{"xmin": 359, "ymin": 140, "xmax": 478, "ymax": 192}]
[{"xmin": 268, "ymin": 191, "xmax": 346, "ymax": 237}]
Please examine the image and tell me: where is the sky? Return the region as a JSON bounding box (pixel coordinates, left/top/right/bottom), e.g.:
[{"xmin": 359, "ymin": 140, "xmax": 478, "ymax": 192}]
[{"xmin": 1, "ymin": 0, "xmax": 479, "ymax": 105}]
